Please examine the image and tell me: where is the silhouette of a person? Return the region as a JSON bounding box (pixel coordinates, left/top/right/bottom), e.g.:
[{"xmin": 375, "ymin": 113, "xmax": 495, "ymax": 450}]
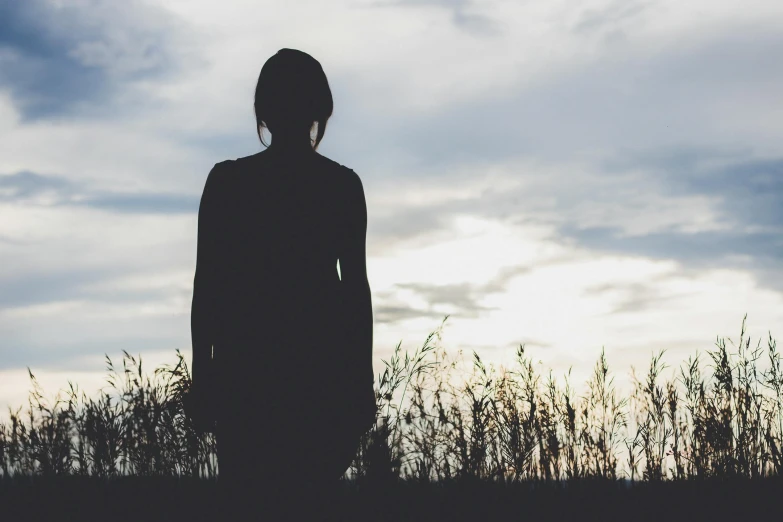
[{"xmin": 189, "ymin": 48, "xmax": 376, "ymax": 521}]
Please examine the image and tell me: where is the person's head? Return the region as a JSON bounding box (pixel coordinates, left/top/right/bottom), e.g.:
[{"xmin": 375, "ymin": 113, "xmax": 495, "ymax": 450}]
[{"xmin": 254, "ymin": 48, "xmax": 334, "ymax": 151}]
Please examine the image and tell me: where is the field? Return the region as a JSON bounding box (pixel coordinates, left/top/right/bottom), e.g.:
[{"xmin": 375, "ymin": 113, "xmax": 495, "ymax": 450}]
[{"xmin": 2, "ymin": 314, "xmax": 782, "ymax": 520}]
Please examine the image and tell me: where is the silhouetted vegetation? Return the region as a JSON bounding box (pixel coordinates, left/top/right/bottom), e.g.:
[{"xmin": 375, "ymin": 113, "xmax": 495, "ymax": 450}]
[{"xmin": 1, "ymin": 314, "xmax": 781, "ymax": 520}]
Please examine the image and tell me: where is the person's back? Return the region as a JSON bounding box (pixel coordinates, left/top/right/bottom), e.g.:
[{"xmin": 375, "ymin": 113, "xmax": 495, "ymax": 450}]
[
  {"xmin": 207, "ymin": 150, "xmax": 365, "ymax": 417},
  {"xmin": 189, "ymin": 48, "xmax": 376, "ymax": 521}
]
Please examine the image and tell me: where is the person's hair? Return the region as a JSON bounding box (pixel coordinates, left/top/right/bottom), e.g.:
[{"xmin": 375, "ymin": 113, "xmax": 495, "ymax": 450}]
[{"xmin": 254, "ymin": 48, "xmax": 334, "ymax": 151}]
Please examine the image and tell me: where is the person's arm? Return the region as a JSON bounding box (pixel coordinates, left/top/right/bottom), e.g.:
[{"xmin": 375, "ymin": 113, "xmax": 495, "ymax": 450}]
[
  {"xmin": 191, "ymin": 163, "xmax": 222, "ymax": 393},
  {"xmin": 339, "ymin": 170, "xmax": 374, "ymax": 392}
]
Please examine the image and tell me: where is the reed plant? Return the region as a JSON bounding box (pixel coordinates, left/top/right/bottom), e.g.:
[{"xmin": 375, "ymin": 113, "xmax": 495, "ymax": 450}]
[{"xmin": 2, "ymin": 313, "xmax": 781, "ymax": 484}]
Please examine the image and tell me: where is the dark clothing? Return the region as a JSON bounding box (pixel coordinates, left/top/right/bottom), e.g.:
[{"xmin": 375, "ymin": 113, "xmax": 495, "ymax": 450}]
[{"xmin": 192, "ymin": 149, "xmax": 374, "ymax": 518}]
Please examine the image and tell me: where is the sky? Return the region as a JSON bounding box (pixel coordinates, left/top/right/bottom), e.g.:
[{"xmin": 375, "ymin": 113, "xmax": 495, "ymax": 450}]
[{"xmin": 0, "ymin": 0, "xmax": 782, "ymax": 418}]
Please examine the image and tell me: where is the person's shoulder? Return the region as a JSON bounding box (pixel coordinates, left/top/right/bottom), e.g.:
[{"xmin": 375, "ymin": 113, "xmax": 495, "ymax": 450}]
[
  {"xmin": 214, "ymin": 151, "xmax": 360, "ymax": 185},
  {"xmin": 313, "ymin": 152, "xmax": 350, "ymax": 172},
  {"xmin": 314, "ymin": 152, "xmax": 361, "ymax": 185},
  {"xmin": 207, "ymin": 158, "xmax": 238, "ymax": 179},
  {"xmin": 214, "ymin": 157, "xmax": 240, "ymax": 171},
  {"xmin": 216, "ymin": 158, "xmax": 238, "ymax": 167}
]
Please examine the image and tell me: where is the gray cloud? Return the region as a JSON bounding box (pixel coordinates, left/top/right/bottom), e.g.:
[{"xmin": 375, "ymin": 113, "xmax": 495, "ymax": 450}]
[
  {"xmin": 367, "ymin": 146, "xmax": 783, "ymax": 307},
  {"xmin": 0, "ymin": 263, "xmax": 188, "ymax": 371},
  {"xmin": 666, "ymin": 157, "xmax": 783, "ymax": 230},
  {"xmin": 356, "ymin": 21, "xmax": 783, "ymax": 300},
  {"xmin": 582, "ymin": 278, "xmax": 695, "ymax": 316},
  {"xmin": 374, "ymin": 304, "xmax": 445, "ymax": 325},
  {"xmin": 375, "ymin": 261, "xmax": 557, "ymax": 325},
  {"xmin": 0, "ymin": 170, "xmax": 71, "ymax": 197},
  {"xmin": 0, "ymin": 268, "xmax": 114, "ymax": 308},
  {"xmin": 0, "ymin": 0, "xmax": 188, "ymax": 120},
  {"xmin": 75, "ymin": 193, "xmax": 199, "ymax": 214},
  {"xmin": 364, "ymin": 0, "xmax": 501, "ymax": 36},
  {"xmin": 450, "ymin": 8, "xmax": 501, "ymax": 36},
  {"xmin": 396, "ymin": 282, "xmax": 498, "ymax": 317},
  {"xmin": 457, "ymin": 338, "xmax": 553, "ymax": 354},
  {"xmin": 0, "ymin": 171, "xmax": 199, "ymax": 214},
  {"xmin": 0, "ymin": 263, "xmax": 188, "ymax": 372},
  {"xmin": 0, "ymin": 336, "xmax": 185, "ymax": 373},
  {"xmin": 572, "ymin": 0, "xmax": 653, "ymax": 35},
  {"xmin": 0, "ymin": 267, "xmax": 178, "ymax": 310},
  {"xmin": 559, "ymin": 153, "xmax": 783, "ymax": 289},
  {"xmin": 600, "ymin": 149, "xmax": 783, "ymax": 234},
  {"xmin": 368, "ymin": 205, "xmax": 451, "ymax": 255},
  {"xmin": 376, "ymin": 22, "xmax": 783, "ymax": 170},
  {"xmin": 560, "ymin": 224, "xmax": 783, "ymax": 288}
]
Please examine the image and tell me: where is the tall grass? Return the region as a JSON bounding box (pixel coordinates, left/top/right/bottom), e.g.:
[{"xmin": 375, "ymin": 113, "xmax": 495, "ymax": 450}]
[{"xmin": 1, "ymin": 313, "xmax": 781, "ymax": 483}]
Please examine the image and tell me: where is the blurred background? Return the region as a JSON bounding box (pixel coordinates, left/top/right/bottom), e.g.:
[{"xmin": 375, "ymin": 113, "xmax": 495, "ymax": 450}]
[{"xmin": 0, "ymin": 0, "xmax": 781, "ymax": 419}]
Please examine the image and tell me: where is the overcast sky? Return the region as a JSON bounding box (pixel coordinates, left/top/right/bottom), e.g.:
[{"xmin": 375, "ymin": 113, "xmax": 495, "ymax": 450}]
[{"xmin": 0, "ymin": 0, "xmax": 782, "ymax": 415}]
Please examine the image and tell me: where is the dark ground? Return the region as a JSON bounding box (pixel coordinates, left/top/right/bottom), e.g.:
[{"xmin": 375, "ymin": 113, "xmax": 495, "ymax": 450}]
[{"xmin": 1, "ymin": 475, "xmax": 780, "ymax": 521}]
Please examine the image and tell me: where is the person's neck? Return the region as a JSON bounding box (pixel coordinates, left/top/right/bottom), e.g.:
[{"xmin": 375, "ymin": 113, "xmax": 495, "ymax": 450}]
[{"xmin": 267, "ymin": 136, "xmax": 314, "ymax": 155}]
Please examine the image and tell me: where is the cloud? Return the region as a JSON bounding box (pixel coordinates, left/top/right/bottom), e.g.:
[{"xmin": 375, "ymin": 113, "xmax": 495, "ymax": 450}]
[
  {"xmin": 1, "ymin": 0, "xmax": 782, "ymax": 396},
  {"xmin": 366, "ymin": 144, "xmax": 783, "ymax": 308},
  {"xmin": 374, "ymin": 304, "xmax": 444, "ymax": 324},
  {"xmin": 559, "ymin": 220, "xmax": 781, "ymax": 281},
  {"xmin": 601, "ymin": 149, "xmax": 783, "ymax": 236},
  {"xmin": 0, "ymin": 267, "xmax": 116, "ymax": 308},
  {"xmin": 372, "ymin": 261, "xmax": 542, "ymax": 326},
  {"xmin": 667, "ymin": 157, "xmax": 783, "ymax": 231},
  {"xmin": 396, "ymin": 282, "xmax": 497, "ymax": 317},
  {"xmin": 0, "ymin": 332, "xmax": 185, "ymax": 373},
  {"xmin": 353, "ymin": 20, "xmax": 783, "ymax": 299},
  {"xmin": 368, "ymin": 204, "xmax": 451, "ymax": 255},
  {"xmin": 451, "ymin": 9, "xmax": 500, "ymax": 36},
  {"xmin": 555, "ymin": 153, "xmax": 783, "ymax": 289},
  {"xmin": 0, "ymin": 0, "xmax": 190, "ymax": 120},
  {"xmin": 0, "ymin": 170, "xmax": 199, "ymax": 214},
  {"xmin": 0, "ymin": 270, "xmax": 193, "ymax": 371},
  {"xmin": 380, "ymin": 21, "xmax": 783, "ymax": 169},
  {"xmin": 582, "ymin": 278, "xmax": 694, "ymax": 315},
  {"xmin": 572, "ymin": 0, "xmax": 653, "ymax": 35},
  {"xmin": 0, "ymin": 170, "xmax": 70, "ymax": 199},
  {"xmin": 364, "ymin": 0, "xmax": 501, "ymax": 36},
  {"xmin": 394, "ymin": 262, "xmax": 537, "ymax": 316}
]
